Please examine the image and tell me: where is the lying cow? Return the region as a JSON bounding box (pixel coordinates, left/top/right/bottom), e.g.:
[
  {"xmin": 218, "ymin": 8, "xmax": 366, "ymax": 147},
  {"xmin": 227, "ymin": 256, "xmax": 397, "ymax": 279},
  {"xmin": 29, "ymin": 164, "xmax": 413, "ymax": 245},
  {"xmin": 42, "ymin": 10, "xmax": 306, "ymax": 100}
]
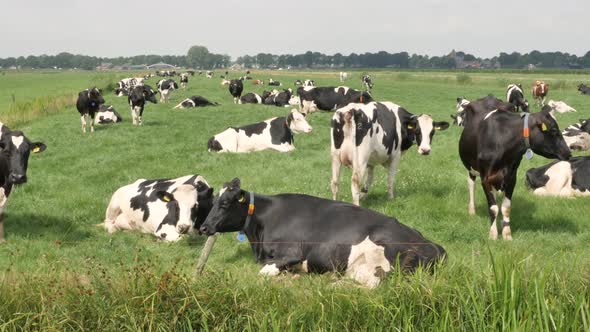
[
  {"xmin": 96, "ymin": 105, "xmax": 123, "ymax": 124},
  {"xmin": 208, "ymin": 109, "xmax": 312, "ymax": 153},
  {"xmin": 0, "ymin": 124, "xmax": 46, "ymax": 242},
  {"xmin": 104, "ymin": 175, "xmax": 214, "ymax": 242},
  {"xmin": 331, "ymin": 102, "xmax": 449, "ymax": 206},
  {"xmin": 578, "ymin": 84, "xmax": 590, "ymax": 95},
  {"xmin": 156, "ymin": 79, "xmax": 178, "ymax": 103},
  {"xmin": 562, "ymin": 118, "xmax": 590, "ymax": 151},
  {"xmin": 506, "ymin": 84, "xmax": 529, "ymax": 112},
  {"xmin": 526, "ymin": 157, "xmax": 590, "ymax": 197},
  {"xmin": 239, "ymin": 92, "xmax": 264, "ymax": 104},
  {"xmin": 128, "ymin": 85, "xmax": 158, "ymax": 126},
  {"xmin": 545, "ymin": 100, "xmax": 576, "ymax": 113},
  {"xmin": 459, "ymin": 103, "xmax": 570, "ymax": 240},
  {"xmin": 206, "ymin": 71, "xmax": 214, "ymax": 79},
  {"xmin": 173, "ymin": 96, "xmax": 219, "ymax": 109},
  {"xmin": 268, "ymin": 79, "xmax": 282, "ymax": 86},
  {"xmin": 76, "ymin": 87, "xmax": 105, "ymax": 133},
  {"xmin": 298, "ymin": 86, "xmax": 373, "ymax": 114},
  {"xmin": 198, "ymin": 178, "xmax": 446, "ymax": 288},
  {"xmin": 264, "ymin": 89, "xmax": 292, "ymax": 107}
]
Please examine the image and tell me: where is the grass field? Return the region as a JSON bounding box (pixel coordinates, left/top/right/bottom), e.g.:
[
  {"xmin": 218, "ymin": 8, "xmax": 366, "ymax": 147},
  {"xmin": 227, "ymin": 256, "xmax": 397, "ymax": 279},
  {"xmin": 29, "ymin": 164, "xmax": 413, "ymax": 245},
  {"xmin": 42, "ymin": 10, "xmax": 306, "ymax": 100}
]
[{"xmin": 1, "ymin": 69, "xmax": 590, "ymax": 330}]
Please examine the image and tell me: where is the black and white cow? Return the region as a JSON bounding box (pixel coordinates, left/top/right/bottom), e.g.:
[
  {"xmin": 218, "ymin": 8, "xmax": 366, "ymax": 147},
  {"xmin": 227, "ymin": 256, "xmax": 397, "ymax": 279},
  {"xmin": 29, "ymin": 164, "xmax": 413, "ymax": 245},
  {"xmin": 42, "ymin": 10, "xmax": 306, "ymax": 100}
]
[
  {"xmin": 208, "ymin": 109, "xmax": 312, "ymax": 153},
  {"xmin": 294, "ymin": 79, "xmax": 303, "ymax": 86},
  {"xmin": 0, "ymin": 124, "xmax": 46, "ymax": 242},
  {"xmin": 199, "ymin": 178, "xmax": 446, "ymax": 288},
  {"xmin": 229, "ymin": 79, "xmax": 244, "ymax": 104},
  {"xmin": 303, "ymin": 79, "xmax": 315, "ymax": 87},
  {"xmin": 239, "ymin": 92, "xmax": 264, "ymax": 104},
  {"xmin": 506, "ymin": 84, "xmax": 529, "ymax": 112},
  {"xmin": 128, "ymin": 85, "xmax": 158, "ymax": 126},
  {"xmin": 331, "ymin": 102, "xmax": 449, "ymax": 206},
  {"xmin": 578, "ymin": 84, "xmax": 590, "ymax": 95},
  {"xmin": 451, "ymin": 97, "xmax": 471, "ymax": 126},
  {"xmin": 96, "ymin": 105, "xmax": 123, "ymax": 124},
  {"xmin": 156, "ymin": 79, "xmax": 178, "ymax": 103},
  {"xmin": 525, "ymin": 156, "xmax": 590, "ymax": 197},
  {"xmin": 180, "ymin": 73, "xmax": 189, "ymax": 89},
  {"xmin": 297, "ymin": 86, "xmax": 373, "ymax": 114},
  {"xmin": 76, "ymin": 87, "xmax": 105, "ymax": 133},
  {"xmin": 562, "ymin": 118, "xmax": 590, "ymax": 151},
  {"xmin": 115, "ymin": 77, "xmax": 144, "ymax": 97},
  {"xmin": 268, "ymin": 78, "xmax": 282, "ymax": 86},
  {"xmin": 263, "ymin": 89, "xmax": 292, "ymax": 107},
  {"xmin": 104, "ymin": 175, "xmax": 214, "ymax": 242},
  {"xmin": 173, "ymin": 96, "xmax": 219, "ymax": 109},
  {"xmin": 459, "ymin": 103, "xmax": 571, "ymax": 240},
  {"xmin": 206, "ymin": 71, "xmax": 214, "ymax": 79},
  {"xmin": 362, "ymin": 74, "xmax": 374, "ymax": 92}
]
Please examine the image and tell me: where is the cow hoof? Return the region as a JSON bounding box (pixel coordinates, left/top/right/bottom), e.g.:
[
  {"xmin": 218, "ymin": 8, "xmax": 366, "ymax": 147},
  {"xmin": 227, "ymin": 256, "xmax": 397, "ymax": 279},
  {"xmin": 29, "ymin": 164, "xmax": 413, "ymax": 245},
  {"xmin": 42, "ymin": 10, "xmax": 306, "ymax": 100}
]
[
  {"xmin": 468, "ymin": 208, "xmax": 476, "ymax": 216},
  {"xmin": 0, "ymin": 238, "xmax": 6, "ymax": 244},
  {"xmin": 488, "ymin": 229, "xmax": 498, "ymax": 240},
  {"xmin": 259, "ymin": 264, "xmax": 280, "ymax": 277},
  {"xmin": 502, "ymin": 229, "xmax": 513, "ymax": 241}
]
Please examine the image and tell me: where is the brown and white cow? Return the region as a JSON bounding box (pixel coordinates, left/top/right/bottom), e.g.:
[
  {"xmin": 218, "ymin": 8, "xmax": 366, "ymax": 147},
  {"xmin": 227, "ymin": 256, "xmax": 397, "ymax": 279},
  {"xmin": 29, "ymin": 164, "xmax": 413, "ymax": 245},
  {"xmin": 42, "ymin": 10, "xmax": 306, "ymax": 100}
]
[{"xmin": 532, "ymin": 81, "xmax": 549, "ymax": 107}]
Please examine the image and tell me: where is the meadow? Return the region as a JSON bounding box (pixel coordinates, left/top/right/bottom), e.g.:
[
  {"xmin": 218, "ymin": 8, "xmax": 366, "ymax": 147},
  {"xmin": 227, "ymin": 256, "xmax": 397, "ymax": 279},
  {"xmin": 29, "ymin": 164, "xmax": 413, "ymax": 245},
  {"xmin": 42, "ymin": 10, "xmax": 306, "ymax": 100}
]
[{"xmin": 1, "ymin": 69, "xmax": 590, "ymax": 330}]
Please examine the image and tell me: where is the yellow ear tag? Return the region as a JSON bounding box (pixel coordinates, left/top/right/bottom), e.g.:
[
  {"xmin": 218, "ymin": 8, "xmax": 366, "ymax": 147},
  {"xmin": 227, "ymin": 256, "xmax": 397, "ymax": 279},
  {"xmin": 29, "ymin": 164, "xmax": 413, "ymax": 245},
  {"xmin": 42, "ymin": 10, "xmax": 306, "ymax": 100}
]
[
  {"xmin": 407, "ymin": 125, "xmax": 414, "ymax": 129},
  {"xmin": 162, "ymin": 196, "xmax": 171, "ymax": 202},
  {"xmin": 32, "ymin": 147, "xmax": 41, "ymax": 153},
  {"xmin": 435, "ymin": 126, "xmax": 441, "ymax": 130},
  {"xmin": 238, "ymin": 195, "xmax": 245, "ymax": 203},
  {"xmin": 541, "ymin": 123, "xmax": 548, "ymax": 131}
]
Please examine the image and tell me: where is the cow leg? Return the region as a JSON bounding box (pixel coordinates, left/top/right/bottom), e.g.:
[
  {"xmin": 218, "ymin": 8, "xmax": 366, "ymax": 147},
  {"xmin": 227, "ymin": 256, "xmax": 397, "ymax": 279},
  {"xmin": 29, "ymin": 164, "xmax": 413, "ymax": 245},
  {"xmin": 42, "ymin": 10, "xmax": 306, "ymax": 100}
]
[
  {"xmin": 501, "ymin": 174, "xmax": 518, "ymax": 241},
  {"xmin": 131, "ymin": 108, "xmax": 137, "ymax": 125},
  {"xmin": 482, "ymin": 182, "xmax": 499, "ymax": 240},
  {"xmin": 468, "ymin": 173, "xmax": 477, "ymax": 215},
  {"xmin": 361, "ymin": 165, "xmax": 374, "ymax": 201},
  {"xmin": 259, "ymin": 258, "xmax": 303, "ymax": 276},
  {"xmin": 89, "ymin": 113, "xmax": 95, "ymax": 133},
  {"xmin": 138, "ymin": 107, "xmax": 143, "ymax": 125},
  {"xmin": 541, "ymin": 96, "xmax": 546, "ymax": 106},
  {"xmin": 331, "ymin": 154, "xmax": 342, "ymax": 200},
  {"xmin": 351, "ymin": 163, "xmax": 367, "ymax": 206},
  {"xmin": 81, "ymin": 114, "xmax": 87, "ymax": 133},
  {"xmin": 387, "ymin": 154, "xmax": 401, "ymax": 200},
  {"xmin": 0, "ymin": 189, "xmax": 6, "ymax": 243}
]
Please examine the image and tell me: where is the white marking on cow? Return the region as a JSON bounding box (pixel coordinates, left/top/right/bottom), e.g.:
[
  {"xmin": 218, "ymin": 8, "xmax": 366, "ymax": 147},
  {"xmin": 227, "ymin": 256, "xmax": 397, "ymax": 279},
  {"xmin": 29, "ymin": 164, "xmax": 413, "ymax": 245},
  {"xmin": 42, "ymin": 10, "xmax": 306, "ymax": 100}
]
[
  {"xmin": 346, "ymin": 236, "xmax": 390, "ymax": 288},
  {"xmin": 218, "ymin": 187, "xmax": 227, "ymax": 196},
  {"xmin": 155, "ymin": 223, "xmax": 182, "ymax": 242},
  {"xmin": 416, "ymin": 115, "xmax": 434, "ymax": 155},
  {"xmin": 468, "ymin": 175, "xmax": 476, "ymax": 215},
  {"xmin": 11, "ymin": 135, "xmax": 24, "ymax": 149},
  {"xmin": 301, "ymin": 100, "xmax": 318, "ymax": 114},
  {"xmin": 289, "ymin": 110, "xmax": 313, "ymax": 133},
  {"xmin": 0, "ymin": 188, "xmax": 7, "ymax": 214},
  {"xmin": 255, "ymin": 94, "xmax": 262, "ymax": 104},
  {"xmin": 506, "ymin": 84, "xmax": 523, "ymax": 102},
  {"xmin": 489, "ymin": 205, "xmax": 499, "ymax": 240},
  {"xmin": 547, "ymin": 100, "xmax": 576, "ymax": 113},
  {"xmin": 483, "ymin": 110, "xmax": 498, "ymax": 121},
  {"xmin": 335, "ymin": 86, "xmax": 350, "ymax": 95},
  {"xmin": 532, "ymin": 161, "xmax": 574, "ymax": 197},
  {"xmin": 259, "ymin": 263, "xmax": 280, "ymax": 276},
  {"xmin": 501, "ymin": 197, "xmax": 512, "ymax": 240}
]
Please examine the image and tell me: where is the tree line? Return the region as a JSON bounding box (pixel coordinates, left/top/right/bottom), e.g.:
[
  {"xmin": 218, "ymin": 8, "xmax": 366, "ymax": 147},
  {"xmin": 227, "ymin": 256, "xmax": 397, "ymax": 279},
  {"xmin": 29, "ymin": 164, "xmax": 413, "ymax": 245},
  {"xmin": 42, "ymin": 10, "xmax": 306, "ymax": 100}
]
[{"xmin": 1, "ymin": 45, "xmax": 589, "ymax": 70}]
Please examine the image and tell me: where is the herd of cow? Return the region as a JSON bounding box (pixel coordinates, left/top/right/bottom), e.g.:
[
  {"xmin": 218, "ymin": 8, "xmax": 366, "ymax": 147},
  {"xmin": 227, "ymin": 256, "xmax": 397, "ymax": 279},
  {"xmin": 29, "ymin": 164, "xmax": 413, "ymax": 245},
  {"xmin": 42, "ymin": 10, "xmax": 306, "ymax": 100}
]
[{"xmin": 1, "ymin": 71, "xmax": 589, "ymax": 288}]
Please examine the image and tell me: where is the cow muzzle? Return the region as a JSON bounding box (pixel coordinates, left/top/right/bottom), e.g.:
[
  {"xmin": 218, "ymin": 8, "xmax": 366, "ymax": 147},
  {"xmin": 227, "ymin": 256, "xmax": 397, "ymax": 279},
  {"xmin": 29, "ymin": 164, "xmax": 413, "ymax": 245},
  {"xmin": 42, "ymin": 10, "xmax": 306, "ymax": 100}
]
[
  {"xmin": 199, "ymin": 225, "xmax": 215, "ymax": 236},
  {"xmin": 418, "ymin": 147, "xmax": 431, "ymax": 155},
  {"xmin": 9, "ymin": 173, "xmax": 27, "ymax": 184}
]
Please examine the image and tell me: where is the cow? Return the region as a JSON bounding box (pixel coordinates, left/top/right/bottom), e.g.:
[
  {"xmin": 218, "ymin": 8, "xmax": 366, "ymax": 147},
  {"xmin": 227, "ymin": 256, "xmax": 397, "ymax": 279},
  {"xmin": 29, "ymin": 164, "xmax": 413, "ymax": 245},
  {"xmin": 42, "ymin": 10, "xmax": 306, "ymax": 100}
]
[
  {"xmin": 303, "ymin": 79, "xmax": 315, "ymax": 87},
  {"xmin": 0, "ymin": 124, "xmax": 46, "ymax": 242},
  {"xmin": 331, "ymin": 102, "xmax": 449, "ymax": 206},
  {"xmin": 532, "ymin": 81, "xmax": 549, "ymax": 106},
  {"xmin": 545, "ymin": 100, "xmax": 576, "ymax": 114},
  {"xmin": 525, "ymin": 157, "xmax": 590, "ymax": 197},
  {"xmin": 180, "ymin": 73, "xmax": 189, "ymax": 89},
  {"xmin": 451, "ymin": 97, "xmax": 471, "ymax": 126},
  {"xmin": 206, "ymin": 71, "xmax": 214, "ymax": 79},
  {"xmin": 294, "ymin": 79, "xmax": 302, "ymax": 86},
  {"xmin": 268, "ymin": 79, "xmax": 282, "ymax": 86},
  {"xmin": 96, "ymin": 105, "xmax": 123, "ymax": 124},
  {"xmin": 128, "ymin": 85, "xmax": 158, "ymax": 126},
  {"xmin": 156, "ymin": 79, "xmax": 178, "ymax": 103},
  {"xmin": 207, "ymin": 109, "xmax": 312, "ymax": 153},
  {"xmin": 173, "ymin": 96, "xmax": 219, "ymax": 109},
  {"xmin": 104, "ymin": 175, "xmax": 214, "ymax": 242},
  {"xmin": 239, "ymin": 92, "xmax": 264, "ymax": 104},
  {"xmin": 506, "ymin": 84, "xmax": 529, "ymax": 112},
  {"xmin": 264, "ymin": 89, "xmax": 292, "ymax": 107},
  {"xmin": 252, "ymin": 79, "xmax": 264, "ymax": 85},
  {"xmin": 578, "ymin": 84, "xmax": 590, "ymax": 95},
  {"xmin": 76, "ymin": 87, "xmax": 105, "ymax": 133},
  {"xmin": 186, "ymin": 70, "xmax": 195, "ymax": 76},
  {"xmin": 221, "ymin": 79, "xmax": 231, "ymax": 85},
  {"xmin": 297, "ymin": 86, "xmax": 373, "ymax": 115},
  {"xmin": 459, "ymin": 103, "xmax": 571, "ymax": 240},
  {"xmin": 362, "ymin": 74, "xmax": 374, "ymax": 92},
  {"xmin": 229, "ymin": 79, "xmax": 244, "ymax": 104},
  {"xmin": 198, "ymin": 178, "xmax": 446, "ymax": 288},
  {"xmin": 115, "ymin": 78, "xmax": 144, "ymax": 96},
  {"xmin": 340, "ymin": 71, "xmax": 348, "ymax": 82},
  {"xmin": 562, "ymin": 118, "xmax": 590, "ymax": 151},
  {"xmin": 289, "ymin": 95, "xmax": 300, "ymax": 106}
]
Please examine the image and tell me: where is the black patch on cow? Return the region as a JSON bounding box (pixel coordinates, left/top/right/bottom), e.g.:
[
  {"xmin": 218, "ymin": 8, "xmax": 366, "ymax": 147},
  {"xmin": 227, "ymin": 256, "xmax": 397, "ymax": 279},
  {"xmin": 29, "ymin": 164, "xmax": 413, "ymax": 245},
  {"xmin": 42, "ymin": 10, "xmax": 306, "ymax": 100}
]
[
  {"xmin": 373, "ymin": 103, "xmax": 398, "ymax": 154},
  {"xmin": 129, "ymin": 179, "xmax": 175, "ymax": 221},
  {"xmin": 236, "ymin": 121, "xmax": 267, "ymax": 137},
  {"xmin": 76, "ymin": 88, "xmax": 105, "ymax": 117},
  {"xmin": 155, "ymin": 200, "xmax": 180, "ymax": 230},
  {"xmin": 269, "ymin": 117, "xmax": 293, "ymax": 145},
  {"xmin": 570, "ymin": 157, "xmax": 590, "ymax": 192},
  {"xmin": 397, "ymin": 107, "xmax": 417, "ymax": 151},
  {"xmin": 525, "ymin": 163, "xmax": 554, "ymax": 189},
  {"xmin": 331, "ymin": 113, "xmax": 346, "ymax": 150},
  {"xmin": 352, "ymin": 109, "xmax": 375, "ymax": 146},
  {"xmin": 229, "ymin": 80, "xmax": 244, "ymax": 98},
  {"xmin": 208, "ymin": 138, "xmax": 223, "ymax": 152}
]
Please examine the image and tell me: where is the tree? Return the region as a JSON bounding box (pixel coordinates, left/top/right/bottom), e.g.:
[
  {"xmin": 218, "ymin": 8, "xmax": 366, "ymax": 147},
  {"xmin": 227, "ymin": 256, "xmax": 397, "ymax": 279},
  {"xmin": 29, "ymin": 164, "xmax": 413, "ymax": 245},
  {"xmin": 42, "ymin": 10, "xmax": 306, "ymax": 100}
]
[{"xmin": 187, "ymin": 45, "xmax": 210, "ymax": 69}]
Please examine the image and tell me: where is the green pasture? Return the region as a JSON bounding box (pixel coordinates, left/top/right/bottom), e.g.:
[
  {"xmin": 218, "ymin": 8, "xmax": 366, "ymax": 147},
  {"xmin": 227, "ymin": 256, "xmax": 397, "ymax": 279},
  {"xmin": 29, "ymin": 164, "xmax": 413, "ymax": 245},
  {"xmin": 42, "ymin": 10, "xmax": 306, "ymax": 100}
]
[{"xmin": 0, "ymin": 69, "xmax": 589, "ymax": 330}]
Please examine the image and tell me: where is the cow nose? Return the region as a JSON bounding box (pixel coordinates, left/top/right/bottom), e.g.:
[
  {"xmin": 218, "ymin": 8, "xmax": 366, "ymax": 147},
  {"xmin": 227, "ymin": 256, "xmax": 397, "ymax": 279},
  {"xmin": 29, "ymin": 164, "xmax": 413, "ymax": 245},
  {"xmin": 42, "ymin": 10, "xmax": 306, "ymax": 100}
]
[
  {"xmin": 159, "ymin": 233, "xmax": 167, "ymax": 240},
  {"xmin": 9, "ymin": 174, "xmax": 26, "ymax": 184},
  {"xmin": 199, "ymin": 225, "xmax": 209, "ymax": 234},
  {"xmin": 419, "ymin": 147, "xmax": 431, "ymax": 155},
  {"xmin": 306, "ymin": 127, "xmax": 313, "ymax": 133}
]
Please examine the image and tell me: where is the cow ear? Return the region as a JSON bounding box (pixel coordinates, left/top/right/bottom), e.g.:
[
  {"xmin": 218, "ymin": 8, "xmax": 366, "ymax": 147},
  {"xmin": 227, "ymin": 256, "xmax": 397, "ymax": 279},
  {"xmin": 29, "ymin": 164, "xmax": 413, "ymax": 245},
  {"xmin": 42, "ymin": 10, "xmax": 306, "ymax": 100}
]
[
  {"xmin": 456, "ymin": 97, "xmax": 462, "ymax": 103},
  {"xmin": 434, "ymin": 121, "xmax": 450, "ymax": 131},
  {"xmin": 406, "ymin": 118, "xmax": 418, "ymax": 130},
  {"xmin": 31, "ymin": 142, "xmax": 47, "ymax": 153},
  {"xmin": 230, "ymin": 178, "xmax": 241, "ymax": 189},
  {"xmin": 238, "ymin": 194, "xmax": 246, "ymax": 203},
  {"xmin": 156, "ymin": 191, "xmax": 175, "ymax": 203}
]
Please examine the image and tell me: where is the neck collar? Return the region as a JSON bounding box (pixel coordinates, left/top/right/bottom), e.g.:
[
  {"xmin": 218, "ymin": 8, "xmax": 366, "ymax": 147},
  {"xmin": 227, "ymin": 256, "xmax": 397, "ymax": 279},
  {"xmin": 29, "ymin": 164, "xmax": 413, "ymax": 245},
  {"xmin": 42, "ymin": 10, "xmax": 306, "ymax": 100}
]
[
  {"xmin": 244, "ymin": 191, "xmax": 255, "ymax": 229},
  {"xmin": 521, "ymin": 112, "xmax": 531, "ymax": 149}
]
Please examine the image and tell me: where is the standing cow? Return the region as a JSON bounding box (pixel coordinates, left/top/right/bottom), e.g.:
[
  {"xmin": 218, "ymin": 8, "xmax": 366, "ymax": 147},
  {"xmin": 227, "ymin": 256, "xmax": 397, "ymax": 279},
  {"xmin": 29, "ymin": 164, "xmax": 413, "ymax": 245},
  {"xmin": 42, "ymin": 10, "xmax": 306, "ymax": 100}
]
[
  {"xmin": 180, "ymin": 73, "xmax": 189, "ymax": 89},
  {"xmin": 104, "ymin": 175, "xmax": 214, "ymax": 242},
  {"xmin": 297, "ymin": 86, "xmax": 373, "ymax": 115},
  {"xmin": 578, "ymin": 84, "xmax": 590, "ymax": 95},
  {"xmin": 0, "ymin": 124, "xmax": 46, "ymax": 242},
  {"xmin": 229, "ymin": 79, "xmax": 244, "ymax": 104},
  {"xmin": 128, "ymin": 85, "xmax": 158, "ymax": 126},
  {"xmin": 340, "ymin": 72, "xmax": 348, "ymax": 82},
  {"xmin": 506, "ymin": 84, "xmax": 529, "ymax": 112},
  {"xmin": 76, "ymin": 87, "xmax": 105, "ymax": 133},
  {"xmin": 532, "ymin": 81, "xmax": 549, "ymax": 107},
  {"xmin": 331, "ymin": 102, "xmax": 449, "ymax": 206},
  {"xmin": 156, "ymin": 79, "xmax": 178, "ymax": 103},
  {"xmin": 459, "ymin": 103, "xmax": 570, "ymax": 240}
]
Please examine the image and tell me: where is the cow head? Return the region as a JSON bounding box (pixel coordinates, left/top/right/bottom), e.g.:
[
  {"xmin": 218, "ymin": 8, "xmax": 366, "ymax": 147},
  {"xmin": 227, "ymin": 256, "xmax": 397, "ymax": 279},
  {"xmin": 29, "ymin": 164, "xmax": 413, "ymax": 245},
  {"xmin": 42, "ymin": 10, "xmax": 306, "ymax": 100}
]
[
  {"xmin": 288, "ymin": 95, "xmax": 300, "ymax": 106},
  {"xmin": 287, "ymin": 109, "xmax": 312, "ymax": 133},
  {"xmin": 199, "ymin": 178, "xmax": 247, "ymax": 236},
  {"xmin": 142, "ymin": 85, "xmax": 158, "ymax": 103},
  {"xmin": 546, "ymin": 100, "xmax": 576, "ymax": 113},
  {"xmin": 530, "ymin": 107, "xmax": 571, "ymax": 161},
  {"xmin": 87, "ymin": 87, "xmax": 105, "ymax": 108},
  {"xmin": 406, "ymin": 115, "xmax": 449, "ymax": 155},
  {"xmin": 579, "ymin": 119, "xmax": 590, "ymax": 133},
  {"xmin": 454, "ymin": 97, "xmax": 470, "ymax": 126},
  {"xmin": 0, "ymin": 131, "xmax": 46, "ymax": 185}
]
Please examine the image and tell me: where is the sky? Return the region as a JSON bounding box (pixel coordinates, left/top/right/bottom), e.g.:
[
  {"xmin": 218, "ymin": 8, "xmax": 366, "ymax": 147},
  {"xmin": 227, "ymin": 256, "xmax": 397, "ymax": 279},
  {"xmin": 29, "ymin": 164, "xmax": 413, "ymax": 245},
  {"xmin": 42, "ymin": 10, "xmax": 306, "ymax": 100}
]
[{"xmin": 0, "ymin": 0, "xmax": 587, "ymax": 59}]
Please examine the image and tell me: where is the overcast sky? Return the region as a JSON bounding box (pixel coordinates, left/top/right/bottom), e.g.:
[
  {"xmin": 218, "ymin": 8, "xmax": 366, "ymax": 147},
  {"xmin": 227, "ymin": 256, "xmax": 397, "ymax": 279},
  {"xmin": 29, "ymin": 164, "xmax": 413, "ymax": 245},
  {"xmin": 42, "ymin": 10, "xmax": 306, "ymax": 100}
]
[{"xmin": 0, "ymin": 0, "xmax": 587, "ymax": 59}]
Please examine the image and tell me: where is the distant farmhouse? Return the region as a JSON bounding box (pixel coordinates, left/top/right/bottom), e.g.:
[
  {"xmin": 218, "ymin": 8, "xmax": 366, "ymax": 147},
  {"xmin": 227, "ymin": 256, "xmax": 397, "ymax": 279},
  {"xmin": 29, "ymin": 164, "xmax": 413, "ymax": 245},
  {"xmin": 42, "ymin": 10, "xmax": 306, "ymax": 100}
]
[{"xmin": 147, "ymin": 63, "xmax": 177, "ymax": 70}]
